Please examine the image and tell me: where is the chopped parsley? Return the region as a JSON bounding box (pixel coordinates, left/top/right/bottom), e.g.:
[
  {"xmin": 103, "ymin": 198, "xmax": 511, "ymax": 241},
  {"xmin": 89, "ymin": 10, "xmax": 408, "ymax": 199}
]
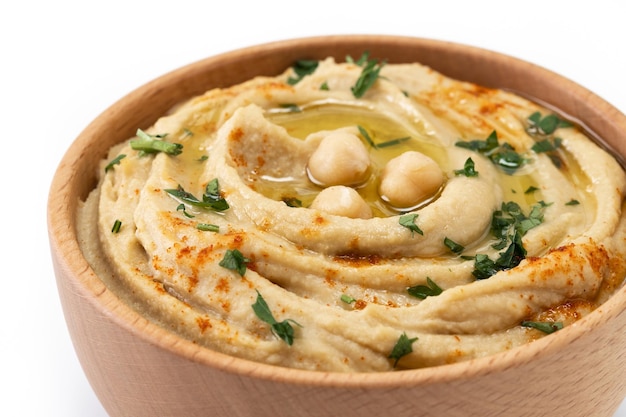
[
  {"xmin": 454, "ymin": 157, "xmax": 478, "ymax": 177},
  {"xmin": 399, "ymin": 213, "xmax": 423, "ymax": 237},
  {"xmin": 279, "ymin": 103, "xmax": 301, "ymax": 112},
  {"xmin": 219, "ymin": 249, "xmax": 250, "ymax": 276},
  {"xmin": 282, "ymin": 197, "xmax": 303, "ymax": 207},
  {"xmin": 340, "ymin": 294, "xmax": 357, "ymax": 304},
  {"xmin": 357, "ymin": 125, "xmax": 376, "ymax": 148},
  {"xmin": 351, "ymin": 54, "xmax": 385, "ymax": 98},
  {"xmin": 527, "ymin": 112, "xmax": 572, "ymax": 135},
  {"xmin": 357, "ymin": 125, "xmax": 412, "ymax": 149},
  {"xmin": 320, "ymin": 81, "xmax": 329, "ymax": 91},
  {"xmin": 470, "ymin": 201, "xmax": 550, "ymax": 280},
  {"xmin": 196, "ymin": 223, "xmax": 219, "ymax": 232},
  {"xmin": 130, "ymin": 129, "xmax": 183, "ymax": 156},
  {"xmin": 287, "ymin": 59, "xmax": 319, "ymax": 85},
  {"xmin": 165, "ymin": 179, "xmax": 229, "ymax": 212},
  {"xmin": 111, "ymin": 219, "xmax": 122, "ymax": 234},
  {"xmin": 251, "ymin": 290, "xmax": 301, "ymax": 345},
  {"xmin": 376, "ymin": 136, "xmax": 411, "ymax": 148},
  {"xmin": 407, "ymin": 277, "xmax": 443, "ymax": 299},
  {"xmin": 176, "ymin": 203, "xmax": 194, "ymax": 218},
  {"xmin": 104, "ymin": 154, "xmax": 126, "ymax": 172},
  {"xmin": 388, "ymin": 332, "xmax": 418, "ymax": 367},
  {"xmin": 565, "ymin": 199, "xmax": 580, "ymax": 206},
  {"xmin": 524, "ymin": 186, "xmax": 540, "ymax": 194},
  {"xmin": 531, "ymin": 138, "xmax": 562, "ymax": 154},
  {"xmin": 455, "ymin": 130, "xmax": 526, "ymax": 174},
  {"xmin": 444, "ymin": 237, "xmax": 464, "ymax": 254},
  {"xmin": 521, "ymin": 320, "xmax": 563, "ymax": 334}
]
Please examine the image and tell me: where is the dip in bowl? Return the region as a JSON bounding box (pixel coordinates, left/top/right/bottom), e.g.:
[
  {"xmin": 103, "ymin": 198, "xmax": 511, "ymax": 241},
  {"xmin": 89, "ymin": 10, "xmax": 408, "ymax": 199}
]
[{"xmin": 48, "ymin": 35, "xmax": 626, "ymax": 417}]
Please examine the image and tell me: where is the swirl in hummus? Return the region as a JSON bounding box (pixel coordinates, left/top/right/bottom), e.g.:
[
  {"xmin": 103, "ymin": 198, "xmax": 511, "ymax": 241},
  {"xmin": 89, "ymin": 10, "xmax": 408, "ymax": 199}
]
[{"xmin": 77, "ymin": 56, "xmax": 626, "ymax": 372}]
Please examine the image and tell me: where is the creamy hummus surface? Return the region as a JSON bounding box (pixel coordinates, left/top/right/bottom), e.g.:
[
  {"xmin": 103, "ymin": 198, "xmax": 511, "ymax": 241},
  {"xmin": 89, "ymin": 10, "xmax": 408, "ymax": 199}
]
[{"xmin": 78, "ymin": 56, "xmax": 626, "ymax": 371}]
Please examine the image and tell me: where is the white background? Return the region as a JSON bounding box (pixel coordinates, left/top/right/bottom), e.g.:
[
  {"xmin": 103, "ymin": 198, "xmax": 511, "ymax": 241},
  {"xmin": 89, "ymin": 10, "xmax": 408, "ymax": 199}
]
[{"xmin": 2, "ymin": 0, "xmax": 625, "ymax": 415}]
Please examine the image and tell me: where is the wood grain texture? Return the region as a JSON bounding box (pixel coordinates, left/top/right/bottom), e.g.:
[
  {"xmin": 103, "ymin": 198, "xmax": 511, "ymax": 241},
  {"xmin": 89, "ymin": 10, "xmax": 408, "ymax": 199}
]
[{"xmin": 48, "ymin": 35, "xmax": 626, "ymax": 417}]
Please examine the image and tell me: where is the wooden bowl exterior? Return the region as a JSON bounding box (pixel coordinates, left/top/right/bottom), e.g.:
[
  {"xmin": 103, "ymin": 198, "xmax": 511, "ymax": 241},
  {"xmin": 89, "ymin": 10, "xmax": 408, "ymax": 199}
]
[{"xmin": 48, "ymin": 35, "xmax": 626, "ymax": 417}]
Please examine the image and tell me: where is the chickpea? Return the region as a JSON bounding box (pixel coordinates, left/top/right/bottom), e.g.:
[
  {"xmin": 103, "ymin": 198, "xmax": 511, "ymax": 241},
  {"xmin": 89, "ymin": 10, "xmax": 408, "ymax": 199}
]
[
  {"xmin": 379, "ymin": 151, "xmax": 444, "ymax": 209},
  {"xmin": 310, "ymin": 186, "xmax": 373, "ymax": 219},
  {"xmin": 307, "ymin": 131, "xmax": 370, "ymax": 187}
]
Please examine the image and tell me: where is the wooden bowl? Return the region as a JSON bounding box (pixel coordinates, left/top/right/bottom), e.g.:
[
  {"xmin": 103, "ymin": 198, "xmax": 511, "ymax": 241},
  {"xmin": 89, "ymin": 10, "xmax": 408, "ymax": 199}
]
[{"xmin": 48, "ymin": 35, "xmax": 626, "ymax": 417}]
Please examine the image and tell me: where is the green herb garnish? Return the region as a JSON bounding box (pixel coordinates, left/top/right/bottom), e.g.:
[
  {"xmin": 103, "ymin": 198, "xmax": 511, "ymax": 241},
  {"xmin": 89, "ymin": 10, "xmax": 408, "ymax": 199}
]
[
  {"xmin": 279, "ymin": 103, "xmax": 301, "ymax": 112},
  {"xmin": 282, "ymin": 197, "xmax": 302, "ymax": 207},
  {"xmin": 454, "ymin": 157, "xmax": 478, "ymax": 177},
  {"xmin": 527, "ymin": 112, "xmax": 572, "ymax": 135},
  {"xmin": 346, "ymin": 51, "xmax": 371, "ymax": 66},
  {"xmin": 196, "ymin": 223, "xmax": 219, "ymax": 232},
  {"xmin": 176, "ymin": 203, "xmax": 194, "ymax": 218},
  {"xmin": 340, "ymin": 294, "xmax": 357, "ymax": 304},
  {"xmin": 388, "ymin": 332, "xmax": 418, "ymax": 367},
  {"xmin": 111, "ymin": 219, "xmax": 122, "ymax": 234},
  {"xmin": 407, "ymin": 277, "xmax": 443, "ymax": 299},
  {"xmin": 219, "ymin": 249, "xmax": 250, "ymax": 276},
  {"xmin": 351, "ymin": 56, "xmax": 385, "ymax": 98},
  {"xmin": 521, "ymin": 320, "xmax": 563, "ymax": 334},
  {"xmin": 456, "ymin": 130, "xmax": 526, "ymax": 174},
  {"xmin": 470, "ymin": 201, "xmax": 549, "ymax": 279},
  {"xmin": 357, "ymin": 125, "xmax": 376, "ymax": 148},
  {"xmin": 104, "ymin": 154, "xmax": 126, "ymax": 173},
  {"xmin": 531, "ymin": 138, "xmax": 562, "ymax": 153},
  {"xmin": 251, "ymin": 290, "xmax": 301, "ymax": 345},
  {"xmin": 524, "ymin": 186, "xmax": 540, "ymax": 194},
  {"xmin": 399, "ymin": 213, "xmax": 423, "ymax": 237},
  {"xmin": 287, "ymin": 59, "xmax": 319, "ymax": 85},
  {"xmin": 320, "ymin": 81, "xmax": 329, "ymax": 91},
  {"xmin": 444, "ymin": 237, "xmax": 464, "ymax": 254},
  {"xmin": 376, "ymin": 136, "xmax": 411, "ymax": 148},
  {"xmin": 130, "ymin": 129, "xmax": 183, "ymax": 156},
  {"xmin": 165, "ymin": 180, "xmax": 229, "ymax": 212},
  {"xmin": 565, "ymin": 199, "xmax": 580, "ymax": 206}
]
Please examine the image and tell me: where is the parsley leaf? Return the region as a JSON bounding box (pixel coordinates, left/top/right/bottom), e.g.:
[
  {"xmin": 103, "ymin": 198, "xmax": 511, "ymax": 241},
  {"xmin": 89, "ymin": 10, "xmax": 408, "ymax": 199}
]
[
  {"xmin": 104, "ymin": 154, "xmax": 126, "ymax": 172},
  {"xmin": 565, "ymin": 199, "xmax": 580, "ymax": 206},
  {"xmin": 130, "ymin": 129, "xmax": 183, "ymax": 156},
  {"xmin": 346, "ymin": 51, "xmax": 371, "ymax": 66},
  {"xmin": 521, "ymin": 320, "xmax": 563, "ymax": 334},
  {"xmin": 444, "ymin": 237, "xmax": 464, "ymax": 254},
  {"xmin": 527, "ymin": 112, "xmax": 572, "ymax": 135},
  {"xmin": 251, "ymin": 290, "xmax": 301, "ymax": 345},
  {"xmin": 388, "ymin": 332, "xmax": 418, "ymax": 367},
  {"xmin": 399, "ymin": 213, "xmax": 423, "ymax": 236},
  {"xmin": 407, "ymin": 277, "xmax": 443, "ymax": 299},
  {"xmin": 357, "ymin": 125, "xmax": 376, "ymax": 148},
  {"xmin": 282, "ymin": 197, "xmax": 302, "ymax": 207},
  {"xmin": 376, "ymin": 136, "xmax": 411, "ymax": 148},
  {"xmin": 454, "ymin": 157, "xmax": 478, "ymax": 177},
  {"xmin": 165, "ymin": 180, "xmax": 229, "ymax": 212},
  {"xmin": 471, "ymin": 201, "xmax": 549, "ymax": 279},
  {"xmin": 351, "ymin": 56, "xmax": 385, "ymax": 98},
  {"xmin": 456, "ymin": 131, "xmax": 526, "ymax": 174},
  {"xmin": 219, "ymin": 249, "xmax": 250, "ymax": 276},
  {"xmin": 176, "ymin": 203, "xmax": 195, "ymax": 218},
  {"xmin": 287, "ymin": 59, "xmax": 319, "ymax": 85}
]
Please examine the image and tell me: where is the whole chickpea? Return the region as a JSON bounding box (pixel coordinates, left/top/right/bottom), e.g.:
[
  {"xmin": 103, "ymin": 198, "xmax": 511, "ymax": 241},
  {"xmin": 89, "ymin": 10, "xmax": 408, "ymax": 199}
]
[
  {"xmin": 310, "ymin": 185, "xmax": 373, "ymax": 219},
  {"xmin": 307, "ymin": 131, "xmax": 371, "ymax": 187},
  {"xmin": 379, "ymin": 151, "xmax": 444, "ymax": 209}
]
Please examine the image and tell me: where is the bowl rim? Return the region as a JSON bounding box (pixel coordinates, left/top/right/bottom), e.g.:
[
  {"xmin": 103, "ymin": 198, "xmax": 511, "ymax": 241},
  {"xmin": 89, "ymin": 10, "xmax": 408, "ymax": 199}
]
[{"xmin": 48, "ymin": 34, "xmax": 626, "ymax": 389}]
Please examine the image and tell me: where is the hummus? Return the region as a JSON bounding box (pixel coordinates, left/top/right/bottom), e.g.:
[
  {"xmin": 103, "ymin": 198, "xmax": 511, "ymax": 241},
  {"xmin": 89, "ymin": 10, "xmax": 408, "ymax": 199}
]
[{"xmin": 78, "ymin": 56, "xmax": 626, "ymax": 372}]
